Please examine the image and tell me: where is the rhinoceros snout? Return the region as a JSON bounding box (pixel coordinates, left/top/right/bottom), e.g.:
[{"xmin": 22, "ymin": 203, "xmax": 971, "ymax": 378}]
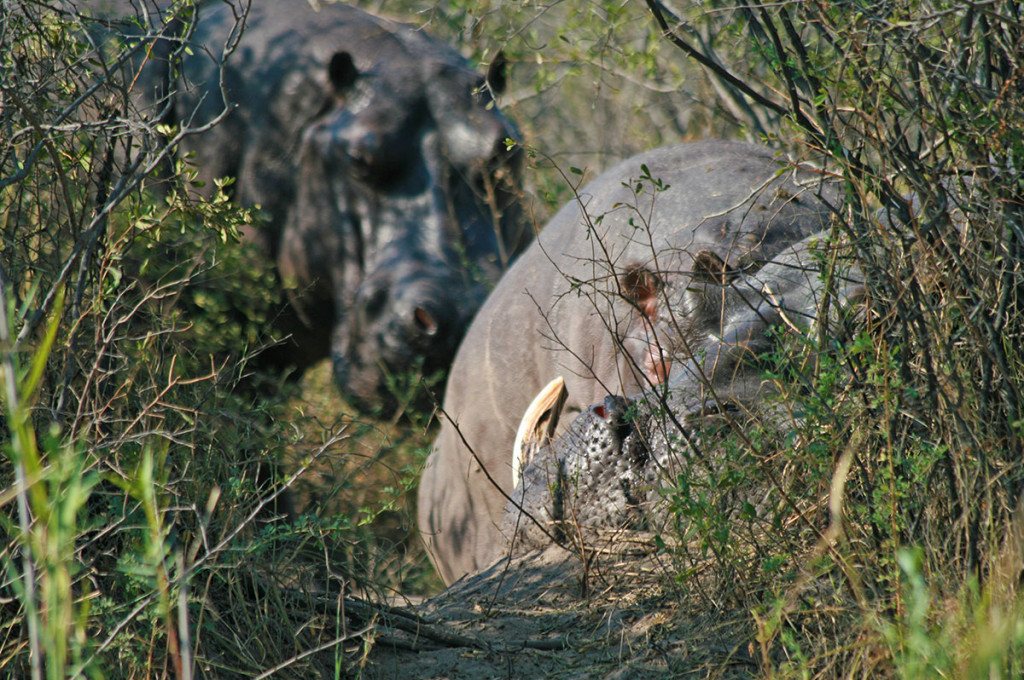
[
  {"xmin": 570, "ymin": 395, "xmax": 646, "ymax": 477},
  {"xmin": 505, "ymin": 388, "xmax": 657, "ymax": 549},
  {"xmin": 331, "ymin": 276, "xmax": 470, "ymax": 411},
  {"xmin": 353, "ymin": 276, "xmax": 457, "ymax": 345},
  {"xmin": 589, "ymin": 395, "xmax": 632, "ymax": 438},
  {"xmin": 394, "ymin": 296, "xmax": 460, "ymax": 354}
]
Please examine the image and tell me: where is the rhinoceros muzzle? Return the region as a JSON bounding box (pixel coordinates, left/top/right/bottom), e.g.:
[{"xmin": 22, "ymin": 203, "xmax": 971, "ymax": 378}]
[
  {"xmin": 506, "ymin": 379, "xmax": 671, "ymax": 550},
  {"xmin": 505, "ymin": 373, "xmax": 758, "ymax": 551}
]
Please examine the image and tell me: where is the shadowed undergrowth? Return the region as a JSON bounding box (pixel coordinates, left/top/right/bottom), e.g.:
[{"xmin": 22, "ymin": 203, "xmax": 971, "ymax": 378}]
[{"xmin": 3, "ymin": 0, "xmax": 1024, "ymax": 678}]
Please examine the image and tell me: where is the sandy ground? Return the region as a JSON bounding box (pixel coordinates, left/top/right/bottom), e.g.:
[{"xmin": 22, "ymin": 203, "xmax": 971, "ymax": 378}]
[{"xmin": 355, "ymin": 543, "xmax": 759, "ymax": 679}]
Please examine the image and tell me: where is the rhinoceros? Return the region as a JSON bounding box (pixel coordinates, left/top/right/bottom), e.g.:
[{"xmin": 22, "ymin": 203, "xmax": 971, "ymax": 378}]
[
  {"xmin": 120, "ymin": 1, "xmax": 528, "ymax": 409},
  {"xmin": 418, "ymin": 140, "xmax": 847, "ymax": 584}
]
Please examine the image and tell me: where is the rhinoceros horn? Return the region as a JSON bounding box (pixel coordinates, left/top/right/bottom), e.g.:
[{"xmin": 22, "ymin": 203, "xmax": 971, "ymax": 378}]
[{"xmin": 512, "ymin": 376, "xmax": 568, "ymax": 489}]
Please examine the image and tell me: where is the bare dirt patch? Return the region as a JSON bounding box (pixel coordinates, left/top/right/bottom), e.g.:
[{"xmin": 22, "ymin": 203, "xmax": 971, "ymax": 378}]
[
  {"xmin": 357, "ymin": 544, "xmax": 759, "ymax": 679},
  {"xmin": 270, "ymin": 366, "xmax": 760, "ymax": 677}
]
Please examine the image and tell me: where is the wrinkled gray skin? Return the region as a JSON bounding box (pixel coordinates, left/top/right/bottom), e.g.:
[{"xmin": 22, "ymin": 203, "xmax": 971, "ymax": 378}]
[
  {"xmin": 121, "ymin": 1, "xmax": 527, "ymax": 410},
  {"xmin": 419, "ymin": 141, "xmax": 841, "ymax": 584},
  {"xmin": 504, "ymin": 233, "xmax": 864, "ymax": 550}
]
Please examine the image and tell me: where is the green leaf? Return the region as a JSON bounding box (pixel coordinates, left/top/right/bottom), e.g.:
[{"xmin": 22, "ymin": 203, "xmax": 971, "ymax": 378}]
[{"xmin": 22, "ymin": 286, "xmax": 64, "ymax": 404}]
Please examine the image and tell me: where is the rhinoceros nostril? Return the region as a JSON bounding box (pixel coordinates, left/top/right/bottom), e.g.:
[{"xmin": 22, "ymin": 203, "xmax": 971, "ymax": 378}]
[
  {"xmin": 345, "ymin": 131, "xmax": 380, "ymax": 174},
  {"xmin": 363, "ymin": 286, "xmax": 388, "ymax": 319},
  {"xmin": 591, "ymin": 395, "xmax": 628, "ymax": 421},
  {"xmin": 414, "ymin": 306, "xmax": 439, "ymax": 336}
]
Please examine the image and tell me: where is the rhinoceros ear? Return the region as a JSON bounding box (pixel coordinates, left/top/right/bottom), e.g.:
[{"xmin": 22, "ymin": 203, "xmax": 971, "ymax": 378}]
[
  {"xmin": 328, "ymin": 51, "xmax": 359, "ymax": 95},
  {"xmin": 621, "ymin": 266, "xmax": 663, "ymax": 321},
  {"xmin": 484, "ymin": 51, "xmax": 508, "ymax": 96},
  {"xmin": 512, "ymin": 376, "xmax": 567, "ymax": 489},
  {"xmin": 691, "ymin": 249, "xmax": 734, "ymax": 284}
]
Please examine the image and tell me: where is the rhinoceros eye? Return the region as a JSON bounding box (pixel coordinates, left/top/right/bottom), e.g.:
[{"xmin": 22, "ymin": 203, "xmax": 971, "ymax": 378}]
[{"xmin": 328, "ymin": 51, "xmax": 359, "ymax": 95}]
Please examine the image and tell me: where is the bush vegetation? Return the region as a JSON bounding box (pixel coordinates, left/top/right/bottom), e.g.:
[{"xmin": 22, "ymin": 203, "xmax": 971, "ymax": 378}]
[
  {"xmin": 2, "ymin": 3, "xmax": 437, "ymax": 677},
  {"xmin": 653, "ymin": 2, "xmax": 1024, "ymax": 675},
  {"xmin": 2, "ymin": 0, "xmax": 1022, "ymax": 677}
]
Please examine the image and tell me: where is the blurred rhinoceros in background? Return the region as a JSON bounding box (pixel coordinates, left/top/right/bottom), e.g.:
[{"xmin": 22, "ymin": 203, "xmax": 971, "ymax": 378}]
[{"xmin": 116, "ymin": 0, "xmax": 528, "ymax": 410}]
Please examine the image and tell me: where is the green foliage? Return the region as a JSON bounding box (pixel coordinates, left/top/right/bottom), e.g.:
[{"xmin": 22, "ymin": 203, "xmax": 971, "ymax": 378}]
[
  {"xmin": 4, "ymin": 0, "xmax": 1023, "ymax": 676},
  {"xmin": 1, "ymin": 288, "xmax": 101, "ymax": 680},
  {"xmin": 629, "ymin": 2, "xmax": 1024, "ymax": 674},
  {"xmin": 1, "ymin": 3, "xmax": 439, "ymax": 677},
  {"xmin": 874, "ymin": 547, "xmax": 1024, "ymax": 680},
  {"xmin": 354, "ymin": 0, "xmax": 727, "ymax": 216}
]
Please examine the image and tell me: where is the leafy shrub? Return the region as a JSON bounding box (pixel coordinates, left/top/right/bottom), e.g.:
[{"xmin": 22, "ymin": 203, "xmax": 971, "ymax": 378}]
[
  {"xmin": 5, "ymin": 0, "xmax": 1022, "ymax": 677},
  {"xmin": 631, "ymin": 1, "xmax": 1024, "ymax": 675},
  {"xmin": 1, "ymin": 3, "xmax": 436, "ymax": 677}
]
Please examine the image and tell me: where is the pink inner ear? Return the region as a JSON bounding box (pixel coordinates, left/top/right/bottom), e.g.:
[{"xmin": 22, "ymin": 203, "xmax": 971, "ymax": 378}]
[
  {"xmin": 622, "ymin": 266, "xmax": 671, "ymax": 385},
  {"xmin": 644, "ymin": 344, "xmax": 671, "ymax": 386},
  {"xmin": 622, "ymin": 267, "xmax": 662, "ymax": 322},
  {"xmin": 641, "ymin": 296, "xmax": 658, "ymax": 321}
]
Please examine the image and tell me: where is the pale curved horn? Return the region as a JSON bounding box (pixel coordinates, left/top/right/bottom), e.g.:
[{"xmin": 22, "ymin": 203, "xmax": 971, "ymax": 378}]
[{"xmin": 512, "ymin": 376, "xmax": 568, "ymax": 489}]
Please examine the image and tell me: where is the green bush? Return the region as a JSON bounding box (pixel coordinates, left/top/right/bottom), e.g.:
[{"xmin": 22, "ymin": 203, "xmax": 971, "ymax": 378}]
[
  {"xmin": 4, "ymin": 0, "xmax": 1022, "ymax": 677},
  {"xmin": 632, "ymin": 2, "xmax": 1024, "ymax": 675},
  {"xmin": 1, "ymin": 4, "xmax": 436, "ymax": 677}
]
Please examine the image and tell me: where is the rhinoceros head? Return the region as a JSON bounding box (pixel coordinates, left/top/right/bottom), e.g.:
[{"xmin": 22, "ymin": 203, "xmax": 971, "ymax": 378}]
[
  {"xmin": 273, "ymin": 22, "xmax": 527, "ymax": 411},
  {"xmin": 505, "ymin": 233, "xmax": 865, "ymax": 549}
]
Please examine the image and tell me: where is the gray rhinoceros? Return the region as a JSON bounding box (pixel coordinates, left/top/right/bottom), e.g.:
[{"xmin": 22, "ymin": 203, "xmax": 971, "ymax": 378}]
[
  {"xmin": 418, "ymin": 140, "xmax": 846, "ymax": 584},
  {"xmin": 121, "ymin": 1, "xmax": 527, "ymax": 409}
]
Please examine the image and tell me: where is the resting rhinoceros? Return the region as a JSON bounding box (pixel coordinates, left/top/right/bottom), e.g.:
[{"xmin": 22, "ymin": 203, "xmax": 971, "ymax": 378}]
[
  {"xmin": 418, "ymin": 140, "xmax": 844, "ymax": 584},
  {"xmin": 120, "ymin": 1, "xmax": 527, "ymax": 409}
]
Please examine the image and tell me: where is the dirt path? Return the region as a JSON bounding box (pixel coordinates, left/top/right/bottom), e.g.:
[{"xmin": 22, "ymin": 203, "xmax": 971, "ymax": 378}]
[{"xmin": 357, "ymin": 544, "xmax": 758, "ymax": 679}]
